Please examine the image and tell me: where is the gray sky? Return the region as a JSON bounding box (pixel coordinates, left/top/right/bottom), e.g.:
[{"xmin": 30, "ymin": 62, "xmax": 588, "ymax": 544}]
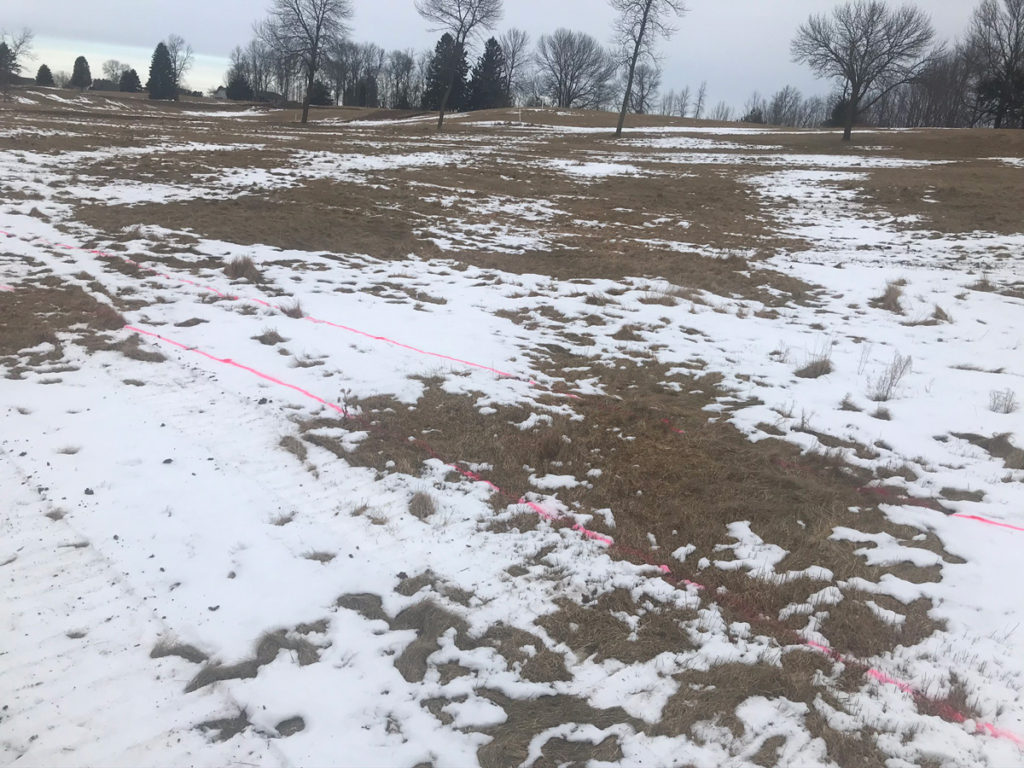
[{"xmin": 8, "ymin": 0, "xmax": 976, "ymax": 108}]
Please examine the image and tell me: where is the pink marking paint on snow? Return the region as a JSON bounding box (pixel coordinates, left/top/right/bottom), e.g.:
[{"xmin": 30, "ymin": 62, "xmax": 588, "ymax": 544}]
[
  {"xmin": 803, "ymin": 639, "xmax": 1024, "ymax": 746},
  {"xmin": 952, "ymin": 514, "xmax": 1024, "ymax": 533},
  {"xmin": 125, "ymin": 326, "xmax": 350, "ymax": 418},
  {"xmin": 307, "ymin": 316, "xmax": 531, "ymax": 383},
  {"xmin": 0, "ymin": 284, "xmax": 14, "ymax": 292}
]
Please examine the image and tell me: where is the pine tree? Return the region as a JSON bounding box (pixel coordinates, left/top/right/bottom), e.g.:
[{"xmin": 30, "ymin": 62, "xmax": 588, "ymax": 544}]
[
  {"xmin": 146, "ymin": 43, "xmax": 176, "ymax": 100},
  {"xmin": 225, "ymin": 68, "xmax": 253, "ymax": 101},
  {"xmin": 0, "ymin": 43, "xmax": 13, "ymax": 101},
  {"xmin": 422, "ymin": 34, "xmax": 468, "ymax": 112},
  {"xmin": 69, "ymin": 56, "xmax": 92, "ymax": 91},
  {"xmin": 468, "ymin": 38, "xmax": 507, "ymax": 111},
  {"xmin": 309, "ymin": 80, "xmax": 333, "ymax": 106},
  {"xmin": 119, "ymin": 68, "xmax": 142, "ymax": 93},
  {"xmin": 36, "ymin": 64, "xmax": 55, "ymax": 87}
]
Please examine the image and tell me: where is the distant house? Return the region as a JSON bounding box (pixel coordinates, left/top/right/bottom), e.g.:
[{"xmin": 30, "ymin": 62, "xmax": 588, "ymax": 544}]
[{"xmin": 213, "ymin": 86, "xmax": 227, "ymax": 100}]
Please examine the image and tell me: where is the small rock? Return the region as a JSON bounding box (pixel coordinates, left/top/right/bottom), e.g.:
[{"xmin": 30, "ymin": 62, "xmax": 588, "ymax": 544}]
[
  {"xmin": 258, "ymin": 398, "xmax": 268, "ymax": 405},
  {"xmin": 163, "ymin": 458, "xmax": 173, "ymax": 465},
  {"xmin": 84, "ymin": 488, "xmax": 94, "ymax": 496},
  {"xmin": 397, "ymin": 571, "xmax": 408, "ymax": 580},
  {"xmin": 208, "ymin": 605, "xmax": 220, "ymax": 612}
]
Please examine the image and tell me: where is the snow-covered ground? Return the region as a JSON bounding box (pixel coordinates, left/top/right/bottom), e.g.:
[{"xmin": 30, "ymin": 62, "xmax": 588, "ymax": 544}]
[{"xmin": 2, "ymin": 104, "xmax": 1023, "ymax": 767}]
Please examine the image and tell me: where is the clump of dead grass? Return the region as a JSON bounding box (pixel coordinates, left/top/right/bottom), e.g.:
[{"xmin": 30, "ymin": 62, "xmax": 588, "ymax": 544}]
[
  {"xmin": 224, "ymin": 255, "xmax": 262, "ymax": 283},
  {"xmin": 989, "ymin": 388, "xmax": 1019, "ymax": 414},
  {"xmin": 408, "ymin": 492, "xmax": 437, "ymax": 521},
  {"xmin": 795, "ymin": 344, "xmax": 833, "ymax": 379},
  {"xmin": 280, "ymin": 300, "xmax": 305, "ymax": 319},
  {"xmin": 868, "ymin": 353, "xmax": 912, "ymax": 402},
  {"xmin": 871, "ymin": 280, "xmax": 906, "ymax": 314},
  {"xmin": 254, "ymin": 328, "xmax": 286, "ymax": 346}
]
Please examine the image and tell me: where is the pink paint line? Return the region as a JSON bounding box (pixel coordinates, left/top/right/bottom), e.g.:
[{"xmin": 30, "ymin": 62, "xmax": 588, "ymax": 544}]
[
  {"xmin": 803, "ymin": 639, "xmax": 1023, "ymax": 746},
  {"xmin": 952, "ymin": 514, "xmax": 1024, "ymax": 533},
  {"xmin": 0, "ymin": 284, "xmax": 14, "ymax": 292},
  {"xmin": 306, "ymin": 316, "xmax": 531, "ymax": 383},
  {"xmin": 125, "ymin": 326, "xmax": 350, "ymax": 418}
]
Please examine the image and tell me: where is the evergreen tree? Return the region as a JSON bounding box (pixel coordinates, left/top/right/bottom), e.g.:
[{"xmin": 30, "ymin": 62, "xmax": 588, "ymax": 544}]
[
  {"xmin": 35, "ymin": 64, "xmax": 55, "ymax": 87},
  {"xmin": 308, "ymin": 79, "xmax": 333, "ymax": 106},
  {"xmin": 467, "ymin": 37, "xmax": 507, "ymax": 110},
  {"xmin": 225, "ymin": 68, "xmax": 253, "ymax": 101},
  {"xmin": 422, "ymin": 34, "xmax": 468, "ymax": 112},
  {"xmin": 69, "ymin": 56, "xmax": 92, "ymax": 90},
  {"xmin": 146, "ymin": 42, "xmax": 176, "ymax": 100},
  {"xmin": 0, "ymin": 43, "xmax": 13, "ymax": 101},
  {"xmin": 119, "ymin": 68, "xmax": 142, "ymax": 93}
]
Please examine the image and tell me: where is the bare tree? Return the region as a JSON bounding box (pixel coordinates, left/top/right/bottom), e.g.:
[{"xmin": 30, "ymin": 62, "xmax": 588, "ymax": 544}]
[
  {"xmin": 535, "ymin": 28, "xmax": 617, "ymax": 108},
  {"xmin": 967, "ymin": 0, "xmax": 1024, "ymax": 128},
  {"xmin": 1, "ymin": 28, "xmax": 33, "ymax": 102},
  {"xmin": 676, "ymin": 84, "xmax": 690, "ymax": 116},
  {"xmin": 767, "ymin": 84, "xmax": 803, "ymax": 125},
  {"xmin": 267, "ymin": 0, "xmax": 353, "ymax": 122},
  {"xmin": 693, "ymin": 79, "xmax": 707, "ymax": 118},
  {"xmin": 415, "ymin": 0, "xmax": 503, "ymax": 129},
  {"xmin": 499, "ymin": 27, "xmax": 530, "ymax": 105},
  {"xmin": 709, "ymin": 100, "xmax": 733, "ymax": 121},
  {"xmin": 627, "ymin": 61, "xmax": 660, "ymax": 113},
  {"xmin": 610, "ymin": 0, "xmax": 686, "ymax": 136},
  {"xmin": 741, "ymin": 91, "xmax": 767, "ymax": 123},
  {"xmin": 102, "ymin": 59, "xmax": 129, "ymax": 83},
  {"xmin": 165, "ymin": 34, "xmax": 194, "ymax": 97},
  {"xmin": 792, "ymin": 0, "xmax": 936, "ymax": 141}
]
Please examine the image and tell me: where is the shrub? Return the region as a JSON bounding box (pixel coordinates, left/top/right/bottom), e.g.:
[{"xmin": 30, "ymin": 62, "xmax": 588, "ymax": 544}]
[
  {"xmin": 989, "ymin": 389, "xmax": 1019, "ymax": 414},
  {"xmin": 868, "ymin": 353, "xmax": 912, "ymax": 402}
]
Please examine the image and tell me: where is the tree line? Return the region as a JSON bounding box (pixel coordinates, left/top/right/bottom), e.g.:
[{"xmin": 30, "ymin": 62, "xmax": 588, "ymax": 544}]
[
  {"xmin": 0, "ymin": 30, "xmax": 196, "ymax": 101},
  {"xmin": 4, "ymin": 0, "xmax": 1022, "ymax": 135}
]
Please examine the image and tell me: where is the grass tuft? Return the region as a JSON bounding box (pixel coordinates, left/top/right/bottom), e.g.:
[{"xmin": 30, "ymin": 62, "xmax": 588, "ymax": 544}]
[
  {"xmin": 224, "ymin": 255, "xmax": 262, "ymax": 283},
  {"xmin": 280, "ymin": 300, "xmax": 305, "ymax": 319},
  {"xmin": 989, "ymin": 388, "xmax": 1019, "ymax": 414},
  {"xmin": 868, "ymin": 353, "xmax": 912, "ymax": 402},
  {"xmin": 871, "ymin": 281, "xmax": 905, "ymax": 314},
  {"xmin": 408, "ymin": 492, "xmax": 437, "ymax": 521}
]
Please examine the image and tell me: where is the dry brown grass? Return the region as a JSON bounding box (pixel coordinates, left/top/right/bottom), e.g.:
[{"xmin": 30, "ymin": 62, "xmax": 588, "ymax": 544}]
[
  {"xmin": 0, "ymin": 282, "xmax": 127, "ymax": 379},
  {"xmin": 224, "ymin": 255, "xmax": 262, "ymax": 283},
  {"xmin": 871, "ymin": 280, "xmax": 906, "ymax": 314},
  {"xmin": 407, "ymin": 492, "xmax": 437, "ymax": 521}
]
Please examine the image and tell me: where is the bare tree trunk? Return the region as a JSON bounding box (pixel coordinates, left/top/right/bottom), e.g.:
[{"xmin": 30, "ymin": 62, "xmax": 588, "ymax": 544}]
[
  {"xmin": 842, "ymin": 94, "xmax": 857, "ymax": 141},
  {"xmin": 301, "ymin": 66, "xmax": 315, "ymax": 123},
  {"xmin": 616, "ymin": 45, "xmax": 643, "ymax": 136},
  {"xmin": 437, "ymin": 74, "xmax": 454, "ymax": 130},
  {"xmin": 615, "ymin": 2, "xmax": 652, "ymax": 138}
]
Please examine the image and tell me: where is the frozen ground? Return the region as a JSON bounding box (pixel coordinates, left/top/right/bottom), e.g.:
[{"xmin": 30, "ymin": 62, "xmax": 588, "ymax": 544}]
[{"xmin": 1, "ymin": 99, "xmax": 1023, "ymax": 767}]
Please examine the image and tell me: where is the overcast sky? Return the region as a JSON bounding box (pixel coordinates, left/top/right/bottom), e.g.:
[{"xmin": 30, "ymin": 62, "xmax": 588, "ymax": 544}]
[{"xmin": 8, "ymin": 0, "xmax": 977, "ymax": 107}]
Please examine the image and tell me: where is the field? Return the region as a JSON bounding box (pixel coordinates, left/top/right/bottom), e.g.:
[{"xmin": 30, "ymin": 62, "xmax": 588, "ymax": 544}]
[{"xmin": 2, "ymin": 90, "xmax": 1024, "ymax": 767}]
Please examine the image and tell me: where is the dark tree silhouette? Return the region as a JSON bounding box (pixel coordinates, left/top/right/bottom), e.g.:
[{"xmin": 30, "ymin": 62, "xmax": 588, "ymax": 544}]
[
  {"xmin": 610, "ymin": 0, "xmax": 686, "ymax": 136},
  {"xmin": 147, "ymin": 43, "xmax": 176, "ymax": 100},
  {"xmin": 415, "ymin": 0, "xmax": 503, "ymax": 129},
  {"xmin": 468, "ymin": 37, "xmax": 507, "ymax": 109},
  {"xmin": 70, "ymin": 56, "xmax": 92, "ymax": 91},
  {"xmin": 119, "ymin": 68, "xmax": 142, "ymax": 93},
  {"xmin": 35, "ymin": 64, "xmax": 55, "ymax": 87},
  {"xmin": 265, "ymin": 0, "xmax": 353, "ymax": 123},
  {"xmin": 792, "ymin": 0, "xmax": 935, "ymax": 140},
  {"xmin": 422, "ymin": 33, "xmax": 468, "ymax": 111}
]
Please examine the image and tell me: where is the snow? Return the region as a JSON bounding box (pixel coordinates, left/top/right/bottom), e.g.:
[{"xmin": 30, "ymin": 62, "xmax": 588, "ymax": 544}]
[{"xmin": 2, "ymin": 109, "xmax": 1023, "ymax": 766}]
